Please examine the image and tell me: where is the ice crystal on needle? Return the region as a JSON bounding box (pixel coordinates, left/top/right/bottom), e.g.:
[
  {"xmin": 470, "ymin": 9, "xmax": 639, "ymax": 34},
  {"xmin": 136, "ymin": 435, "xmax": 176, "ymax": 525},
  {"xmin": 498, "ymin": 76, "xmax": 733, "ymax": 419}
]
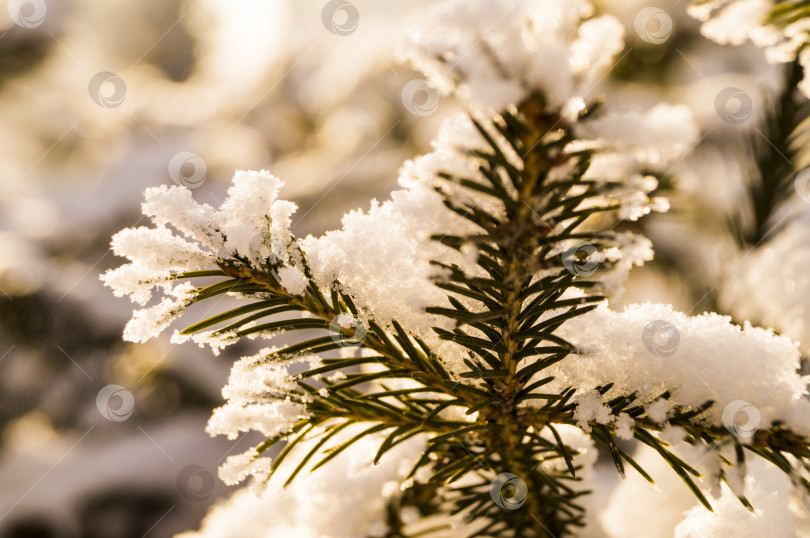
[
  {"xmin": 101, "ymin": 170, "xmax": 303, "ymax": 345},
  {"xmin": 207, "ymin": 349, "xmax": 314, "ymax": 444}
]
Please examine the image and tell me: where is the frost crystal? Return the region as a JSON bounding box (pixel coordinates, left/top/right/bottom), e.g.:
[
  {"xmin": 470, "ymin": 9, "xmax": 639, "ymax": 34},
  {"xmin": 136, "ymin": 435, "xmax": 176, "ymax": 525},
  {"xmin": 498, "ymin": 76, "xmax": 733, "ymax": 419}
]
[
  {"xmin": 207, "ymin": 349, "xmax": 312, "ymax": 446},
  {"xmin": 574, "ymin": 390, "xmax": 614, "ymax": 432},
  {"xmin": 276, "ymin": 265, "xmax": 308, "ymax": 295},
  {"xmin": 101, "ymin": 169, "xmax": 304, "ymax": 345},
  {"xmin": 219, "ymin": 450, "xmax": 274, "ymax": 486},
  {"xmin": 123, "ymin": 282, "xmax": 196, "ymax": 343}
]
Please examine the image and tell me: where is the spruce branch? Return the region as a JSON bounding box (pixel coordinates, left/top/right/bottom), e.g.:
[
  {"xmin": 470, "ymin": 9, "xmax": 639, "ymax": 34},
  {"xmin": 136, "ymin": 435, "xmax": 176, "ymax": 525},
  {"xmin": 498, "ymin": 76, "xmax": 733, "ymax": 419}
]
[
  {"xmin": 139, "ymin": 92, "xmax": 810, "ymax": 537},
  {"xmin": 101, "ymin": 3, "xmax": 810, "ymax": 535}
]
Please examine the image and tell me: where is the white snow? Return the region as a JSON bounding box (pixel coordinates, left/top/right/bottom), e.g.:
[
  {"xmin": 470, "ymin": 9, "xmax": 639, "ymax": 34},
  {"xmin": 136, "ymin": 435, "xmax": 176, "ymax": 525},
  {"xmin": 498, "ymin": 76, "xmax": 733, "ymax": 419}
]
[
  {"xmin": 537, "ymin": 301, "xmax": 810, "ymax": 436},
  {"xmin": 398, "ymin": 0, "xmax": 623, "ymax": 110},
  {"xmin": 178, "ymin": 433, "xmax": 426, "ymax": 538}
]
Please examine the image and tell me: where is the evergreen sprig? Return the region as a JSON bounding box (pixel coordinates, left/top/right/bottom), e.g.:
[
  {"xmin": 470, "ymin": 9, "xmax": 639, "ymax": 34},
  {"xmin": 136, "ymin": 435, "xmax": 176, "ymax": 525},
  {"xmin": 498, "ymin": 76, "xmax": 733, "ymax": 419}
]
[{"xmin": 168, "ymin": 93, "xmax": 810, "ymax": 537}]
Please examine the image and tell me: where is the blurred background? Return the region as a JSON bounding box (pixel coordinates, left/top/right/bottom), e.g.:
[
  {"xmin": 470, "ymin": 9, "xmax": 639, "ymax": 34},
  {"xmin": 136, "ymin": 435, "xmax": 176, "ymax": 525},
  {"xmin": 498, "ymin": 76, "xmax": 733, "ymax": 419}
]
[{"xmin": 0, "ymin": 0, "xmax": 805, "ymax": 537}]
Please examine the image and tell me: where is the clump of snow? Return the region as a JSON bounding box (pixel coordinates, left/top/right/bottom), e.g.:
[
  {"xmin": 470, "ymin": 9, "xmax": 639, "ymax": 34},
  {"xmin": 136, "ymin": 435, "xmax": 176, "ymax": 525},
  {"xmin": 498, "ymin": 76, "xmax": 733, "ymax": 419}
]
[
  {"xmin": 141, "ymin": 185, "xmax": 222, "ymax": 251},
  {"xmin": 109, "ymin": 227, "xmax": 214, "ymax": 291},
  {"xmin": 178, "ymin": 433, "xmax": 426, "ymax": 538},
  {"xmin": 598, "ymin": 232, "xmax": 656, "ymax": 294},
  {"xmin": 218, "ymin": 170, "xmax": 287, "ymax": 263},
  {"xmin": 574, "ymin": 390, "xmax": 614, "ymax": 432},
  {"xmin": 646, "ymin": 399, "xmax": 671, "ymax": 424},
  {"xmin": 101, "ymin": 169, "xmax": 306, "ymax": 345},
  {"xmin": 206, "ymin": 400, "xmax": 307, "ymax": 442},
  {"xmin": 601, "ymin": 439, "xmax": 810, "ymax": 537},
  {"xmin": 692, "ymin": 0, "xmax": 771, "ymax": 46},
  {"xmin": 300, "ymin": 117, "xmax": 485, "ymax": 337},
  {"xmin": 399, "ymin": 0, "xmax": 624, "ymax": 111},
  {"xmin": 674, "ymin": 458, "xmax": 807, "ymax": 537},
  {"xmin": 121, "ymin": 282, "xmax": 196, "ymax": 343},
  {"xmin": 218, "ymin": 450, "xmax": 274, "ymax": 486},
  {"xmin": 614, "ymin": 412, "xmax": 635, "ymax": 440},
  {"xmin": 535, "ymin": 301, "xmax": 810, "ymax": 436},
  {"xmin": 277, "ymin": 265, "xmax": 308, "ymax": 295},
  {"xmin": 205, "ymin": 350, "xmax": 316, "ymax": 484}
]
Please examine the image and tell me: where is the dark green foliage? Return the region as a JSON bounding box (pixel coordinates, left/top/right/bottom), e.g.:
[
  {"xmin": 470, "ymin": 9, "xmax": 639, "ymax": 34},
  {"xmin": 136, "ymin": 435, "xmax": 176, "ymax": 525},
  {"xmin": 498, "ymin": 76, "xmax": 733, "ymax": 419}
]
[{"xmin": 168, "ymin": 93, "xmax": 810, "ymax": 537}]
